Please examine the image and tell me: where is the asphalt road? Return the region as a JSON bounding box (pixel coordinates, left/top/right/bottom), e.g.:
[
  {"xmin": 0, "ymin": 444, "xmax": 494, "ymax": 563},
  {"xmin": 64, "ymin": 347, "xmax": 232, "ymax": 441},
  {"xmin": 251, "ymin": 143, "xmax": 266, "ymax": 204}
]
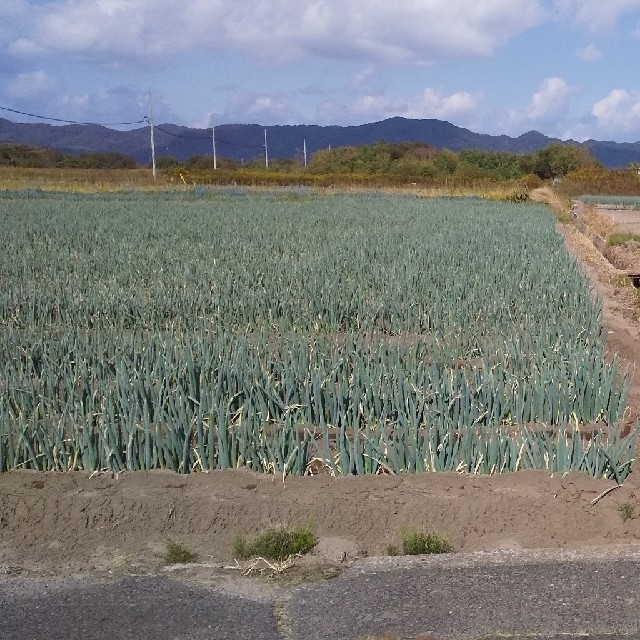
[{"xmin": 2, "ymin": 549, "xmax": 640, "ymax": 640}]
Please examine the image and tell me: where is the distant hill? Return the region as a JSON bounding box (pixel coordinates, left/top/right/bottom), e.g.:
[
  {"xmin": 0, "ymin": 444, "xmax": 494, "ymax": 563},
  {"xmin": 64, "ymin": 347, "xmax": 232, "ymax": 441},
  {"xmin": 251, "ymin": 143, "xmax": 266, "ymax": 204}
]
[{"xmin": 1, "ymin": 116, "xmax": 639, "ymax": 169}]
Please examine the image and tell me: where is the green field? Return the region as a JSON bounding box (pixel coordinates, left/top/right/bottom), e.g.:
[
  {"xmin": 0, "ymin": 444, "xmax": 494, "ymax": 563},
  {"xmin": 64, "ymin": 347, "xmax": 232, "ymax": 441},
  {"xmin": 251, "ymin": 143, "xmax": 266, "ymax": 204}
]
[
  {"xmin": 0, "ymin": 189, "xmax": 635, "ymax": 478},
  {"xmin": 580, "ymin": 194, "xmax": 640, "ymax": 208}
]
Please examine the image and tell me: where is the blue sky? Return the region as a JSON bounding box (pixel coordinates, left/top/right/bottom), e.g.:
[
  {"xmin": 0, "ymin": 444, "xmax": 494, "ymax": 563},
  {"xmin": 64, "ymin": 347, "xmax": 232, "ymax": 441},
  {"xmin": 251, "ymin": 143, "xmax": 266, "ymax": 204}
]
[{"xmin": 2, "ymin": 0, "xmax": 640, "ymax": 142}]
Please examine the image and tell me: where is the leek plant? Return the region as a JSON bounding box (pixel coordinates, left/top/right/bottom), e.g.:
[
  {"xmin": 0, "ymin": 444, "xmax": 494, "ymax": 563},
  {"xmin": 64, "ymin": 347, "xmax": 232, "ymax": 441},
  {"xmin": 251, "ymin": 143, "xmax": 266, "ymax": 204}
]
[{"xmin": 0, "ymin": 190, "xmax": 635, "ymax": 479}]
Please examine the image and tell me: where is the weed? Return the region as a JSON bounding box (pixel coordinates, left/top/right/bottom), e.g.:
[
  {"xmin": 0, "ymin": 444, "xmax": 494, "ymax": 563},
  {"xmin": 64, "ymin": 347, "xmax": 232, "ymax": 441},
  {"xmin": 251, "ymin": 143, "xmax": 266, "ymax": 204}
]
[
  {"xmin": 504, "ymin": 187, "xmax": 530, "ymax": 203},
  {"xmin": 617, "ymin": 500, "xmax": 637, "ymax": 523},
  {"xmin": 399, "ymin": 528, "xmax": 453, "ymax": 555},
  {"xmin": 385, "ymin": 543, "xmax": 400, "ymax": 556},
  {"xmin": 163, "ymin": 539, "xmax": 198, "ymax": 565},
  {"xmin": 233, "ymin": 523, "xmax": 317, "ymax": 562},
  {"xmin": 607, "ymin": 232, "xmax": 640, "ymax": 247}
]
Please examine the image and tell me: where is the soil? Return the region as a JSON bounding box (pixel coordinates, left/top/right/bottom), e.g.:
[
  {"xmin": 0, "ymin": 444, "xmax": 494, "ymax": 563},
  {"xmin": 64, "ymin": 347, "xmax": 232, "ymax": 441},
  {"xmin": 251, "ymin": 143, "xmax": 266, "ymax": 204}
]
[{"xmin": 2, "ymin": 188, "xmax": 640, "ymax": 578}]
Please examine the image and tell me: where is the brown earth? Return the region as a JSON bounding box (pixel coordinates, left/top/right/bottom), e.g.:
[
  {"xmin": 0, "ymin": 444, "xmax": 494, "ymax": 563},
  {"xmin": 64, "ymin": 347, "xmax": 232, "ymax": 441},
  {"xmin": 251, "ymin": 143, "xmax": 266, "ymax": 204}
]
[{"xmin": 2, "ymin": 188, "xmax": 640, "ymax": 578}]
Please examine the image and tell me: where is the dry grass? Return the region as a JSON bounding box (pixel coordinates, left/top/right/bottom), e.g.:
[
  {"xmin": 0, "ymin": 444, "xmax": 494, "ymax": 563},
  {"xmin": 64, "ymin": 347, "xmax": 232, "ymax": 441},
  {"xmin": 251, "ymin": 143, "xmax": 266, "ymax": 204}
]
[
  {"xmin": 0, "ymin": 167, "xmax": 534, "ymax": 199},
  {"xmin": 529, "ymin": 186, "xmax": 572, "ymax": 221},
  {"xmin": 0, "ymin": 167, "xmax": 171, "ymax": 191},
  {"xmin": 580, "ymin": 204, "xmax": 617, "ymax": 238}
]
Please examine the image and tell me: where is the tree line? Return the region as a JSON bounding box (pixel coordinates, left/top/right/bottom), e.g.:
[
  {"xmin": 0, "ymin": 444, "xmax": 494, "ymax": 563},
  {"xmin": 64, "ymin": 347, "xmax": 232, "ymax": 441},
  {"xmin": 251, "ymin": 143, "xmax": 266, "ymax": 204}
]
[
  {"xmin": 0, "ymin": 144, "xmax": 137, "ymax": 169},
  {"xmin": 0, "ymin": 140, "xmax": 606, "ymax": 180},
  {"xmin": 178, "ymin": 140, "xmax": 602, "ymax": 181}
]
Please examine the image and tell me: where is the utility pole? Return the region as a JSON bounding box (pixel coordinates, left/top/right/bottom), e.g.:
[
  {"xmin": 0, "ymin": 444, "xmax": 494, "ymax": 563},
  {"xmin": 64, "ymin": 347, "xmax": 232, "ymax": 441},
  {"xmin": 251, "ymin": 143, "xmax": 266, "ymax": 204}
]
[
  {"xmin": 148, "ymin": 93, "xmax": 156, "ymax": 180},
  {"xmin": 264, "ymin": 128, "xmax": 269, "ymax": 168},
  {"xmin": 212, "ymin": 118, "xmax": 217, "ymax": 170},
  {"xmin": 303, "ymin": 139, "xmax": 307, "ymax": 167}
]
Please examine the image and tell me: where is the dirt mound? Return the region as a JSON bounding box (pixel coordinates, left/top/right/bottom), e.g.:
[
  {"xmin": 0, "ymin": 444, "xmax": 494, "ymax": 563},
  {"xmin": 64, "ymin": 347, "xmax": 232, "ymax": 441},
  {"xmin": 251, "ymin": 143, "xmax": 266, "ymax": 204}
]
[{"xmin": 2, "ymin": 468, "xmax": 640, "ymax": 576}]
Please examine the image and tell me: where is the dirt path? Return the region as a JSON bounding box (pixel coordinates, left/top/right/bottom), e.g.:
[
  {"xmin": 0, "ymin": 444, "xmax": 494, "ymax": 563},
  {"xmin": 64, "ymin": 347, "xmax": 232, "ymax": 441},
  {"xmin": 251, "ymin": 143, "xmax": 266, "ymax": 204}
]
[{"xmin": 2, "ymin": 190, "xmax": 640, "ymax": 580}]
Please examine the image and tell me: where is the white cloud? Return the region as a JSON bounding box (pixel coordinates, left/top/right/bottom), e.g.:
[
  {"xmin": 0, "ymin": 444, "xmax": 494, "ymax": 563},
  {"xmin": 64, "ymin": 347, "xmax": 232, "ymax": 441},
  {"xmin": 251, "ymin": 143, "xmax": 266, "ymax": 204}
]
[
  {"xmin": 206, "ymin": 85, "xmax": 480, "ymax": 128},
  {"xmin": 591, "ymin": 89, "xmax": 640, "ymax": 134},
  {"xmin": 0, "ymin": 0, "xmax": 28, "ymax": 18},
  {"xmin": 491, "ymin": 77, "xmax": 578, "ymax": 138},
  {"xmin": 8, "ymin": 39, "xmax": 46, "ymax": 57},
  {"xmin": 0, "ymin": 0, "xmax": 29, "ymax": 59},
  {"xmin": 352, "ymin": 66, "xmax": 377, "ymax": 88},
  {"xmin": 7, "ymin": 70, "xmax": 55, "ymax": 99},
  {"xmin": 8, "ymin": 0, "xmax": 546, "ymax": 66},
  {"xmin": 352, "ymin": 87, "xmax": 480, "ymax": 123},
  {"xmin": 576, "ymin": 43, "xmax": 602, "ymax": 61},
  {"xmin": 220, "ymin": 91, "xmax": 303, "ymax": 125},
  {"xmin": 554, "ymin": 0, "xmax": 640, "ymax": 31},
  {"xmin": 526, "ymin": 77, "xmax": 576, "ymax": 121}
]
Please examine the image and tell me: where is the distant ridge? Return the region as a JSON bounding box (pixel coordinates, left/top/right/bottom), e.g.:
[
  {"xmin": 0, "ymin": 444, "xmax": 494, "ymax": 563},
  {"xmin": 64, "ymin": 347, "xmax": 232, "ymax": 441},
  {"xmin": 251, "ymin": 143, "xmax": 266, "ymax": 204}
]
[{"xmin": 1, "ymin": 116, "xmax": 639, "ymax": 169}]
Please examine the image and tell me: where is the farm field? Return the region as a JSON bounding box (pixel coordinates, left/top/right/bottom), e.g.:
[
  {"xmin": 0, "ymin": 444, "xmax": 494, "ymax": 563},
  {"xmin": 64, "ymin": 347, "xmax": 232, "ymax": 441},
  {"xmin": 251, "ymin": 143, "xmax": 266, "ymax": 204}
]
[
  {"xmin": 2, "ymin": 188, "xmax": 640, "ymax": 574},
  {"xmin": 0, "ymin": 189, "xmax": 636, "ymax": 478},
  {"xmin": 580, "ymin": 195, "xmax": 640, "ymax": 235}
]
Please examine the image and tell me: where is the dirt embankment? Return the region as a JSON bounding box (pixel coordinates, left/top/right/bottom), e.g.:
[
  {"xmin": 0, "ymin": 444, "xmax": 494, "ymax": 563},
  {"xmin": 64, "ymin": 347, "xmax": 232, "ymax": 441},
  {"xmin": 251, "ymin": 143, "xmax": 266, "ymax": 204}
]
[{"xmin": 2, "ymin": 468, "xmax": 640, "ymax": 577}]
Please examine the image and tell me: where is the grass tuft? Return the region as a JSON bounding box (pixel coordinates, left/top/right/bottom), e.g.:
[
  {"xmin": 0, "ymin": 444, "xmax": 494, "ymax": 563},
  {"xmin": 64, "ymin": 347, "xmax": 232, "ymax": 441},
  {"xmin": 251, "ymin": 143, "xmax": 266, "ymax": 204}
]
[
  {"xmin": 163, "ymin": 539, "xmax": 198, "ymax": 565},
  {"xmin": 233, "ymin": 524, "xmax": 317, "ymax": 562},
  {"xmin": 616, "ymin": 500, "xmax": 637, "ymax": 523},
  {"xmin": 397, "ymin": 528, "xmax": 453, "ymax": 555}
]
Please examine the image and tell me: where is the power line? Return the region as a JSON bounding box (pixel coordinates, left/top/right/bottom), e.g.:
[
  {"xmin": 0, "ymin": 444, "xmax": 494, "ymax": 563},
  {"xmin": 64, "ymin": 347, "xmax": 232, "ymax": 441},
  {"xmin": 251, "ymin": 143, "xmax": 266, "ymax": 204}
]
[
  {"xmin": 154, "ymin": 124, "xmax": 263, "ymax": 149},
  {"xmin": 2, "ymin": 103, "xmax": 269, "ymax": 153},
  {"xmin": 153, "ymin": 124, "xmax": 210, "ymax": 140},
  {"xmin": 216, "ymin": 137, "xmax": 264, "ymax": 149},
  {"xmin": 0, "ymin": 105, "xmax": 145, "ymax": 126}
]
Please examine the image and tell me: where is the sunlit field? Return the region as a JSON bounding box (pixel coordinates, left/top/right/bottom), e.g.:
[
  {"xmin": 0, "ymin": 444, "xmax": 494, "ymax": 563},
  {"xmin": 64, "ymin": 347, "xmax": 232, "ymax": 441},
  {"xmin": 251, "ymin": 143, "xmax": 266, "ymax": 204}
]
[{"xmin": 0, "ymin": 189, "xmax": 635, "ymax": 477}]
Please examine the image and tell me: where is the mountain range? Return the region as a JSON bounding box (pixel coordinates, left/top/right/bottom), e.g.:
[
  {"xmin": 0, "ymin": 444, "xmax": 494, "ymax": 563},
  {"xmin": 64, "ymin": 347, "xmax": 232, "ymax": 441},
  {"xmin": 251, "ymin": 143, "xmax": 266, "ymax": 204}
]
[{"xmin": 1, "ymin": 116, "xmax": 639, "ymax": 169}]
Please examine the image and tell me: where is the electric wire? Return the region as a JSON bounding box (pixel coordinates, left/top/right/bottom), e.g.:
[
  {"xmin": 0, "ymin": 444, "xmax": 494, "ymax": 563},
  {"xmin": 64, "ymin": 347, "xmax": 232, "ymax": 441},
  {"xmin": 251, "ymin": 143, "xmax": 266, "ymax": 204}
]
[
  {"xmin": 0, "ymin": 105, "xmax": 145, "ymax": 126},
  {"xmin": 154, "ymin": 124, "xmax": 264, "ymax": 149},
  {"xmin": 2, "ymin": 105, "xmax": 267, "ymax": 151}
]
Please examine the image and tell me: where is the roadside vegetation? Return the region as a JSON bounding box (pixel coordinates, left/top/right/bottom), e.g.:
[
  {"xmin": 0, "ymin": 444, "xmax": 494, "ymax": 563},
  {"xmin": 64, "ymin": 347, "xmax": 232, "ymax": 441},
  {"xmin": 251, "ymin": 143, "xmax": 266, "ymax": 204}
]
[
  {"xmin": 162, "ymin": 539, "xmax": 199, "ymax": 565},
  {"xmin": 171, "ymin": 140, "xmax": 599, "ymax": 193},
  {"xmin": 233, "ymin": 524, "xmax": 317, "ymax": 562},
  {"xmin": 386, "ymin": 529, "xmax": 453, "ymax": 556}
]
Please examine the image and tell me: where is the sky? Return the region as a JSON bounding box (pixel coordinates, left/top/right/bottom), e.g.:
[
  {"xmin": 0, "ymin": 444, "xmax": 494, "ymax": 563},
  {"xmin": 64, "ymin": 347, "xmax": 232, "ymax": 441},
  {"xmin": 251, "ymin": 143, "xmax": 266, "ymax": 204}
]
[{"xmin": 2, "ymin": 0, "xmax": 640, "ymax": 142}]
